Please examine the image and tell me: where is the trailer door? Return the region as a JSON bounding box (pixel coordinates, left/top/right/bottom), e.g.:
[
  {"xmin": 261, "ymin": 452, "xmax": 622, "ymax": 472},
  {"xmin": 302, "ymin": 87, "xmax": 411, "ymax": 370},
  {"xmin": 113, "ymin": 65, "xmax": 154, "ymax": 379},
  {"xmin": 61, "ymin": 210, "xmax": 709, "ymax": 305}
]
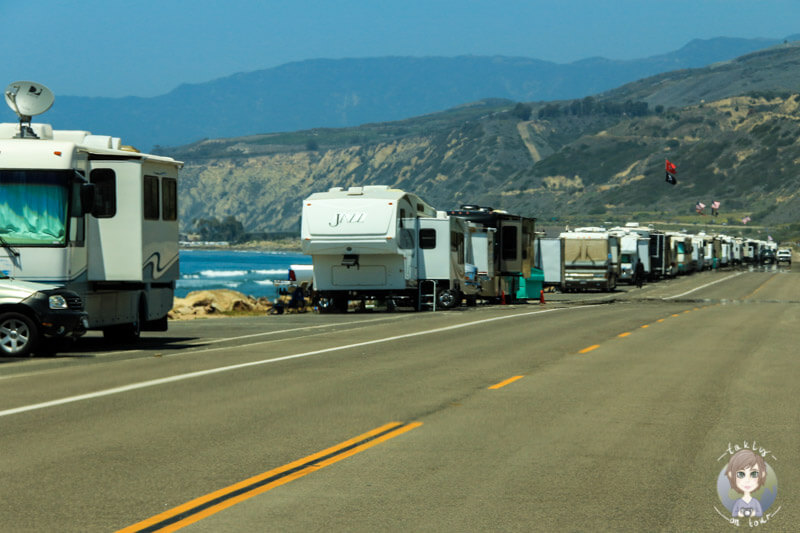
[{"xmin": 499, "ymin": 220, "xmax": 522, "ymax": 273}]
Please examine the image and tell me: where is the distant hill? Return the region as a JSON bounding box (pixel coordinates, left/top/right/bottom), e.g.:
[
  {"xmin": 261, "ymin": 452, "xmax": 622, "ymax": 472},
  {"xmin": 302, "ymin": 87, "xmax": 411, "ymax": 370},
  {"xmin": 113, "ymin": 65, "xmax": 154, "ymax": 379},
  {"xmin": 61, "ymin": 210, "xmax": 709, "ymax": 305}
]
[
  {"xmin": 171, "ymin": 43, "xmax": 800, "ymax": 238},
  {"xmin": 2, "ymin": 36, "xmax": 794, "ymax": 150}
]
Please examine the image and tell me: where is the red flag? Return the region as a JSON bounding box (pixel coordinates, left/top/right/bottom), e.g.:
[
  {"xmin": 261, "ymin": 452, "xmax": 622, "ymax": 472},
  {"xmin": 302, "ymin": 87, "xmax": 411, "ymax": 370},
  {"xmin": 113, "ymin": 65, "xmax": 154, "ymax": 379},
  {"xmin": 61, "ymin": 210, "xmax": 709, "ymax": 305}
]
[{"xmin": 665, "ymin": 159, "xmax": 677, "ymax": 174}]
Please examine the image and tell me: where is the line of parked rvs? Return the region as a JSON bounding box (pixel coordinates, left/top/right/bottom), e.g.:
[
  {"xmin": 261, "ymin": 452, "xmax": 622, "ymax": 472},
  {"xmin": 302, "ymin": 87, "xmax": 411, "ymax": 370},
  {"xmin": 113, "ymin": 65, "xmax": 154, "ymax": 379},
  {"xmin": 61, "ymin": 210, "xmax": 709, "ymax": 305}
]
[
  {"xmin": 300, "ymin": 186, "xmax": 784, "ymax": 311},
  {"xmin": 537, "ymin": 222, "xmax": 780, "ymax": 291}
]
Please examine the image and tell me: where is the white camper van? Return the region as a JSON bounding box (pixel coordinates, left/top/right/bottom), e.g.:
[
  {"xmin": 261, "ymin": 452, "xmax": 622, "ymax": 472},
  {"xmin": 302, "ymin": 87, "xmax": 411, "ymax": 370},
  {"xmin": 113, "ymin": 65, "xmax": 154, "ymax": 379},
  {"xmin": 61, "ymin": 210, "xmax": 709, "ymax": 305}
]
[
  {"xmin": 301, "ymin": 186, "xmax": 475, "ymax": 311},
  {"xmin": 0, "ymin": 81, "xmax": 182, "ymax": 340}
]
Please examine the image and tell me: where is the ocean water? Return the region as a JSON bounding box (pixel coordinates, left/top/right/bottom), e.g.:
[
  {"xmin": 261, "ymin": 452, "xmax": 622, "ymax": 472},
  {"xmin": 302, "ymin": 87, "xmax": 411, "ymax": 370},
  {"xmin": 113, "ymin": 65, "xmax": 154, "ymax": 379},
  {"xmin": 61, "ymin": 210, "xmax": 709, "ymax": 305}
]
[{"xmin": 176, "ymin": 249, "xmax": 311, "ymax": 300}]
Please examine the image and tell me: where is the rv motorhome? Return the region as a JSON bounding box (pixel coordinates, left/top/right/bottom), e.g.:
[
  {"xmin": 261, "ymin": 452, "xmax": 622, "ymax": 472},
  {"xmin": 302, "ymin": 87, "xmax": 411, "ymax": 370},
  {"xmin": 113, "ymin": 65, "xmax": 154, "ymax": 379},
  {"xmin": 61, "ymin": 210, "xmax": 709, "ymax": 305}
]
[
  {"xmin": 559, "ymin": 227, "xmax": 620, "ymax": 291},
  {"xmin": 0, "ymin": 81, "xmax": 183, "ymax": 340}
]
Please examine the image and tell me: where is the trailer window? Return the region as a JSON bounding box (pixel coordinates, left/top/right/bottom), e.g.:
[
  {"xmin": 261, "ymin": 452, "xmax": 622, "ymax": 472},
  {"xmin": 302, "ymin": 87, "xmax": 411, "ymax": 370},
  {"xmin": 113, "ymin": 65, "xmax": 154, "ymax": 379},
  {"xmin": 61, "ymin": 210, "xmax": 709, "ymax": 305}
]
[
  {"xmin": 419, "ymin": 228, "xmax": 436, "ymax": 249},
  {"xmin": 501, "ymin": 226, "xmax": 518, "ymax": 260},
  {"xmin": 144, "ymin": 175, "xmax": 159, "ymax": 220},
  {"xmin": 162, "ymin": 177, "xmax": 177, "ymax": 221},
  {"xmin": 90, "ymin": 169, "xmax": 116, "ymax": 218}
]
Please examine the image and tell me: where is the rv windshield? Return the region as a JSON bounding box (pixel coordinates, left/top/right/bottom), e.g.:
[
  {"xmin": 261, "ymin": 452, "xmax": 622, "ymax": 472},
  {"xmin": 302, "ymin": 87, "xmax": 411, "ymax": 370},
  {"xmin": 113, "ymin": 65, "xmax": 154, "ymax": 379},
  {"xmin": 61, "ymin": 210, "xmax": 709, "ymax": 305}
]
[{"xmin": 0, "ymin": 170, "xmax": 70, "ymax": 245}]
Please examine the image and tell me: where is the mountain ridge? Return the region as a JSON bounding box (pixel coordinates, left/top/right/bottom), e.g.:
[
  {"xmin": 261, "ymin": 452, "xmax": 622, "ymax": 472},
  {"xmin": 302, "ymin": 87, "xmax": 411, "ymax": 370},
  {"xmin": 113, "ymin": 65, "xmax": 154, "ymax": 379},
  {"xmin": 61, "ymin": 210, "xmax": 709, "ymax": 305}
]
[
  {"xmin": 171, "ymin": 44, "xmax": 800, "ymax": 237},
  {"xmin": 3, "ymin": 36, "xmax": 794, "ymax": 150}
]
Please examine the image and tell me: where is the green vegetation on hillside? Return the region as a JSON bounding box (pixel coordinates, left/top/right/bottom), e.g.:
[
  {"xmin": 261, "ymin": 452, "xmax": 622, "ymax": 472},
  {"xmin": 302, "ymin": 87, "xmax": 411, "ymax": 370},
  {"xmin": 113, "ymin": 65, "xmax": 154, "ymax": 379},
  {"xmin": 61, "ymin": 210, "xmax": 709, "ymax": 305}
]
[{"xmin": 172, "ymin": 45, "xmax": 800, "ymax": 244}]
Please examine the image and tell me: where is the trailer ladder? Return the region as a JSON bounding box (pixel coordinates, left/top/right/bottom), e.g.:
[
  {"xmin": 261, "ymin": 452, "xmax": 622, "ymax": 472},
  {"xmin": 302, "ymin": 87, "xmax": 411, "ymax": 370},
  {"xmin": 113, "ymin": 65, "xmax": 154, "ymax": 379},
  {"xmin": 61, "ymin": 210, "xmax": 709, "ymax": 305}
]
[{"xmin": 418, "ymin": 279, "xmax": 437, "ymax": 312}]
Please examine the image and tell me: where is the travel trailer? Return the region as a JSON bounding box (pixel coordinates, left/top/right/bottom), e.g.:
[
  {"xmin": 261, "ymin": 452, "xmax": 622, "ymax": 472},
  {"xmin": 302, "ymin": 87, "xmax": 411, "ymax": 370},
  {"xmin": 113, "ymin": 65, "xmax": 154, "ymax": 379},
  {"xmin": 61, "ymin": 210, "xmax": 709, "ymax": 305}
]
[
  {"xmin": 448, "ymin": 205, "xmax": 536, "ymax": 301},
  {"xmin": 559, "ymin": 228, "xmax": 620, "ymax": 291},
  {"xmin": 301, "ymin": 186, "xmax": 477, "ymax": 311},
  {"xmin": 0, "ymin": 81, "xmax": 182, "ymax": 340}
]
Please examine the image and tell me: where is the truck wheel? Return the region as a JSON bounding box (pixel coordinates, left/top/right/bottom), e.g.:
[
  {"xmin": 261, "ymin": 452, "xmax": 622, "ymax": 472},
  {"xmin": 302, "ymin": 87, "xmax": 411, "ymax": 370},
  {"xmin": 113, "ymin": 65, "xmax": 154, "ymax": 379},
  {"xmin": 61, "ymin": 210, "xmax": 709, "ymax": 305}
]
[
  {"xmin": 0, "ymin": 312, "xmax": 38, "ymax": 357},
  {"xmin": 103, "ymin": 300, "xmax": 143, "ymax": 342},
  {"xmin": 437, "ymin": 289, "xmax": 461, "ymax": 309}
]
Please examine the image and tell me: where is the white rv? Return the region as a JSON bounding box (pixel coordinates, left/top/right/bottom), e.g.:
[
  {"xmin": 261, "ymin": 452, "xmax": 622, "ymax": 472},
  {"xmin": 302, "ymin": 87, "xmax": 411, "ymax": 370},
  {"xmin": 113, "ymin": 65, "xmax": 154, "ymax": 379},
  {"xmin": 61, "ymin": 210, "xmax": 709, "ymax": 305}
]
[
  {"xmin": 301, "ymin": 186, "xmax": 475, "ymax": 310},
  {"xmin": 611, "ymin": 227, "xmax": 650, "ymax": 284},
  {"xmin": 690, "ymin": 235, "xmax": 706, "ymax": 272},
  {"xmin": 0, "ymin": 81, "xmax": 182, "ymax": 340}
]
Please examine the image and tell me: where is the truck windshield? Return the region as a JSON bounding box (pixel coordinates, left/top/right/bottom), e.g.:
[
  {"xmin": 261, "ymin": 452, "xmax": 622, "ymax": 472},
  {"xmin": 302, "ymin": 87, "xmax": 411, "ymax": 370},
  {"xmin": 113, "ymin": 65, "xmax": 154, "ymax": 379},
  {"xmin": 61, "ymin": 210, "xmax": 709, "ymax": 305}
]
[{"xmin": 0, "ymin": 170, "xmax": 70, "ymax": 245}]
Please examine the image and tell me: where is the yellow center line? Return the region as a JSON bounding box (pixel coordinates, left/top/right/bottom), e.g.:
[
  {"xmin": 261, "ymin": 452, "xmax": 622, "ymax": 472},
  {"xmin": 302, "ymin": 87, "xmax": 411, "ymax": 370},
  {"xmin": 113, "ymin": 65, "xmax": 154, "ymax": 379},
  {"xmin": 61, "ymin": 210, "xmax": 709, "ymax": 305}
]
[
  {"xmin": 640, "ymin": 324, "xmax": 650, "ymax": 329},
  {"xmin": 671, "ymin": 314, "xmax": 680, "ymax": 317},
  {"xmin": 579, "ymin": 344, "xmax": 600, "ymax": 354},
  {"xmin": 617, "ymin": 332, "xmax": 631, "ymax": 338},
  {"xmin": 116, "ymin": 422, "xmax": 422, "ymax": 532},
  {"xmin": 489, "ymin": 375, "xmax": 524, "ymax": 389},
  {"xmin": 657, "ymin": 318, "xmax": 665, "ymax": 322}
]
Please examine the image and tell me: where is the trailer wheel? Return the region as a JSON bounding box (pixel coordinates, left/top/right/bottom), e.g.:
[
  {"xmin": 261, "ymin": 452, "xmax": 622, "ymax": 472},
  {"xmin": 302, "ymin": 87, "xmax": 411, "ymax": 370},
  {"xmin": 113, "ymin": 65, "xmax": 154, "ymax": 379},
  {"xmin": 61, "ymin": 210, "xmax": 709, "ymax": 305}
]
[
  {"xmin": 437, "ymin": 289, "xmax": 461, "ymax": 309},
  {"xmin": 0, "ymin": 312, "xmax": 38, "ymax": 357}
]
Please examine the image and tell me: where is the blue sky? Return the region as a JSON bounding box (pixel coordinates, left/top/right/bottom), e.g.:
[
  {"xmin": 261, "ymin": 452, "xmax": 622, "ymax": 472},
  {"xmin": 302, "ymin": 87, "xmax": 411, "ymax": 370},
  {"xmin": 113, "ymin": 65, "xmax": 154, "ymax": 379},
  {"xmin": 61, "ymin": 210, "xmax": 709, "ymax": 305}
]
[{"xmin": 1, "ymin": 0, "xmax": 798, "ymax": 98}]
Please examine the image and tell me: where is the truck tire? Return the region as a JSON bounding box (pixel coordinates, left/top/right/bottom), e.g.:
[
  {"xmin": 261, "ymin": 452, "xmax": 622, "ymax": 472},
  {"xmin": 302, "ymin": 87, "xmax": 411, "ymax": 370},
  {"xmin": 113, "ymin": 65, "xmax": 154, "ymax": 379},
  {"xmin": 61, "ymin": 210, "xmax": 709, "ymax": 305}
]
[
  {"xmin": 0, "ymin": 312, "xmax": 38, "ymax": 357},
  {"xmin": 103, "ymin": 299, "xmax": 144, "ymax": 342}
]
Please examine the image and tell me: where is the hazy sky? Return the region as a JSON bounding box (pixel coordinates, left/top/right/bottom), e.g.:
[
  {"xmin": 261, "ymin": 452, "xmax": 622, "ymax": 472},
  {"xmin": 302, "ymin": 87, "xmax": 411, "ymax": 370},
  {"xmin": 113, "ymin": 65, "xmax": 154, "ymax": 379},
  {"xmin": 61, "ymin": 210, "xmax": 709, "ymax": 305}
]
[{"xmin": 1, "ymin": 0, "xmax": 798, "ymax": 98}]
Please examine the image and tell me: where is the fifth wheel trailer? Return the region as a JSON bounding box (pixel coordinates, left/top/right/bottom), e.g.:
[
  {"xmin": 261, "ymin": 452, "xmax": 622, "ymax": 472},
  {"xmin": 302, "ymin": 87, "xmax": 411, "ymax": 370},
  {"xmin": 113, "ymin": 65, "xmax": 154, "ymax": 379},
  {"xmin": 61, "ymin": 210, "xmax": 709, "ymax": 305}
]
[{"xmin": 300, "ymin": 185, "xmax": 478, "ymax": 310}]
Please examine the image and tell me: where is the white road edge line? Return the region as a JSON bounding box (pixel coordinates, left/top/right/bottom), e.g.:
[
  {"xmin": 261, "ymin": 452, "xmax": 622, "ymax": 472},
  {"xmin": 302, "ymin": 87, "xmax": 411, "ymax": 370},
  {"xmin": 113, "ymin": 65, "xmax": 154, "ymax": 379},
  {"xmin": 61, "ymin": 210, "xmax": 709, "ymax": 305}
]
[
  {"xmin": 662, "ymin": 272, "xmax": 743, "ymax": 300},
  {"xmin": 0, "ymin": 306, "xmax": 592, "ymax": 418},
  {"xmin": 0, "ymin": 316, "xmax": 409, "ymax": 381}
]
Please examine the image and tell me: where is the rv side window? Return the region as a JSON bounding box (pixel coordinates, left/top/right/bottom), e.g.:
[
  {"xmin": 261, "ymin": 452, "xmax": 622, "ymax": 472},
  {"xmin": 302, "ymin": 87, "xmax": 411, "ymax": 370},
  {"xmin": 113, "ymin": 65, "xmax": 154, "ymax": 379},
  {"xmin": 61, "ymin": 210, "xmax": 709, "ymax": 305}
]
[
  {"xmin": 162, "ymin": 178, "xmax": 177, "ymax": 221},
  {"xmin": 144, "ymin": 175, "xmax": 160, "ymax": 220},
  {"xmin": 90, "ymin": 169, "xmax": 116, "ymax": 218},
  {"xmin": 419, "ymin": 228, "xmax": 437, "ymax": 249},
  {"xmin": 501, "ymin": 226, "xmax": 518, "ymax": 260}
]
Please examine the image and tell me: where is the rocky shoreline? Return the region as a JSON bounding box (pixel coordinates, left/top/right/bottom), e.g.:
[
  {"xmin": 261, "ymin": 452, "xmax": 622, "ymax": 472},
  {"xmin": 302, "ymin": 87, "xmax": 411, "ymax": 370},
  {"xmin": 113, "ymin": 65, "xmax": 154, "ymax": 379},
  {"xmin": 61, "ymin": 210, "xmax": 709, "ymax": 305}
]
[{"xmin": 169, "ymin": 288, "xmax": 311, "ymax": 319}]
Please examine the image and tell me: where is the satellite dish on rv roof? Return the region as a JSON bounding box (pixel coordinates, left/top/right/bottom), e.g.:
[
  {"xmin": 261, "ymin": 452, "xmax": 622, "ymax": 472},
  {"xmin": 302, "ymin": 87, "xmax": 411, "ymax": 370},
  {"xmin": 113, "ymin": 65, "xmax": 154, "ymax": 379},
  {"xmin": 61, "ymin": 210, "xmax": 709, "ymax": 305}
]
[{"xmin": 4, "ymin": 81, "xmax": 54, "ymax": 121}]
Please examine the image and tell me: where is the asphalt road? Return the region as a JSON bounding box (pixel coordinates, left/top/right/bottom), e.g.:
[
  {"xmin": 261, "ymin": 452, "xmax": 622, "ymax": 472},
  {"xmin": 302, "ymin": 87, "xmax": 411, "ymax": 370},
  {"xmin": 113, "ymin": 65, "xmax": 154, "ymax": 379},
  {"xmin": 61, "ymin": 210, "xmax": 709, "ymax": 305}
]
[{"xmin": 0, "ymin": 266, "xmax": 797, "ymax": 532}]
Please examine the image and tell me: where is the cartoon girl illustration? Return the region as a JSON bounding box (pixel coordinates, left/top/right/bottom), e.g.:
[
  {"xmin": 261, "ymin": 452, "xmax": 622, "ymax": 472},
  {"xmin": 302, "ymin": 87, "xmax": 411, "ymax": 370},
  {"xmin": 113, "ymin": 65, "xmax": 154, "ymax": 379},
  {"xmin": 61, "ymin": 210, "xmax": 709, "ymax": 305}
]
[{"xmin": 725, "ymin": 449, "xmax": 767, "ymax": 517}]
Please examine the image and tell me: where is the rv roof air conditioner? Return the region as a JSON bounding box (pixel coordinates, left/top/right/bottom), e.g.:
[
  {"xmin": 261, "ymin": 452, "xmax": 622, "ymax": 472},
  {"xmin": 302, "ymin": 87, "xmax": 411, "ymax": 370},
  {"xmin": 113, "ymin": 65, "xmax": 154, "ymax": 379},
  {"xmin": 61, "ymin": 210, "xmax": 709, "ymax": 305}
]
[
  {"xmin": 347, "ymin": 186, "xmax": 364, "ymax": 195},
  {"xmin": 83, "ymin": 135, "xmax": 122, "ymax": 150},
  {"xmin": 328, "ymin": 187, "xmax": 344, "ymax": 193}
]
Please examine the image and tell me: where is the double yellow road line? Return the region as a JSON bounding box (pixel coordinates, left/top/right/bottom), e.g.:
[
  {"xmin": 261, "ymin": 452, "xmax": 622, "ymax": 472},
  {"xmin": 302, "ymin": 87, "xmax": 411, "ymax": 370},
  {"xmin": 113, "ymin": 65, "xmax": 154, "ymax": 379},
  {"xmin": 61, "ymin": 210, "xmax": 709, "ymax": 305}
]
[{"xmin": 118, "ymin": 422, "xmax": 422, "ymax": 532}]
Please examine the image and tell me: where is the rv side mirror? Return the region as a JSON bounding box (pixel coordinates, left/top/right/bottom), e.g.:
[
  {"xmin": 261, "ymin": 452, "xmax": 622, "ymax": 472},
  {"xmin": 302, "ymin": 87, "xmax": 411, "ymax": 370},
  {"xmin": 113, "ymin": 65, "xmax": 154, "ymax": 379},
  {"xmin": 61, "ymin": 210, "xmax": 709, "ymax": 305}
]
[{"xmin": 80, "ymin": 183, "xmax": 96, "ymax": 216}]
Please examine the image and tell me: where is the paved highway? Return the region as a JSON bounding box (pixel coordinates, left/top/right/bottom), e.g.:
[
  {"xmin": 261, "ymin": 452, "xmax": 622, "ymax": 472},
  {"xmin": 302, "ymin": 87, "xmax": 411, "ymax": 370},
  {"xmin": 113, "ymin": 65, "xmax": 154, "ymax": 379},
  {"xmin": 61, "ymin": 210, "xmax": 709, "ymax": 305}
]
[{"xmin": 0, "ymin": 266, "xmax": 797, "ymax": 531}]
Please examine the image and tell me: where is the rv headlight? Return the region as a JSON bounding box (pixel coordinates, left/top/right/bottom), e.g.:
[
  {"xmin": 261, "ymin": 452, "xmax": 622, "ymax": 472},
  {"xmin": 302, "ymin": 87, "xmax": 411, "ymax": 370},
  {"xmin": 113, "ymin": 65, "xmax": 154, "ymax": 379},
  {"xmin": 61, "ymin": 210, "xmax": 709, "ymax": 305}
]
[{"xmin": 48, "ymin": 294, "xmax": 68, "ymax": 310}]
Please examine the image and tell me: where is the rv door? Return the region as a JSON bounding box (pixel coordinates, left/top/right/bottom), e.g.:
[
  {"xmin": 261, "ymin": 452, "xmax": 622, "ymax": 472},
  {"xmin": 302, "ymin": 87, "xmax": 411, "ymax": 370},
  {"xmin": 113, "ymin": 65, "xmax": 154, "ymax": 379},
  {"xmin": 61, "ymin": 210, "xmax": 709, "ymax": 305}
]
[{"xmin": 399, "ymin": 216, "xmax": 418, "ymax": 283}]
